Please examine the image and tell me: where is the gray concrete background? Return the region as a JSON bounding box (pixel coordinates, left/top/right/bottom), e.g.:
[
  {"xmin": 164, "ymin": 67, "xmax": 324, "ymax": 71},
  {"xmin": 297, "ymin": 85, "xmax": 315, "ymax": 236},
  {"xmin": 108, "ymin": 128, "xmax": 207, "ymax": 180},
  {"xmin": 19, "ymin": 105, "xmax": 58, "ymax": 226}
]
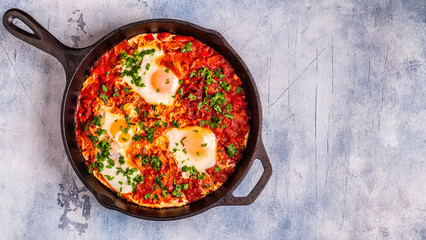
[{"xmin": 0, "ymin": 0, "xmax": 425, "ymax": 239}]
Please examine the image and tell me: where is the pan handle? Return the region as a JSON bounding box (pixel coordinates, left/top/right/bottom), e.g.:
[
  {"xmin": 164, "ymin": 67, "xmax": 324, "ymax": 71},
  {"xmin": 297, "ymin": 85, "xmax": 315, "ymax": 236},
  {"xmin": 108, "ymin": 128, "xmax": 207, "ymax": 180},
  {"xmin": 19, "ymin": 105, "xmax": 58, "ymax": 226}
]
[
  {"xmin": 216, "ymin": 139, "xmax": 272, "ymax": 206},
  {"xmin": 2, "ymin": 8, "xmax": 91, "ymax": 81}
]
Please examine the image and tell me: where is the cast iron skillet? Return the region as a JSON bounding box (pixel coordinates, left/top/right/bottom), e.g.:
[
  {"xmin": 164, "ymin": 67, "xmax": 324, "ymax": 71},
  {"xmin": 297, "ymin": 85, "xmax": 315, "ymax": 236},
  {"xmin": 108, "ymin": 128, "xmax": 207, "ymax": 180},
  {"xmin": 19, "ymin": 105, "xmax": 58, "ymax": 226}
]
[{"xmin": 3, "ymin": 8, "xmax": 272, "ymax": 220}]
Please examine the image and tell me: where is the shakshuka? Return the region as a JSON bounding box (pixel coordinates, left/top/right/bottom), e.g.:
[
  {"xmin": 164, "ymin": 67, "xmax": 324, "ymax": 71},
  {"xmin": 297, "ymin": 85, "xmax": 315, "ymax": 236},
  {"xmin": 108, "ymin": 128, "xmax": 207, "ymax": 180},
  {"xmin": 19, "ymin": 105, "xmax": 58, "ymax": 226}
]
[{"xmin": 75, "ymin": 33, "xmax": 250, "ymax": 208}]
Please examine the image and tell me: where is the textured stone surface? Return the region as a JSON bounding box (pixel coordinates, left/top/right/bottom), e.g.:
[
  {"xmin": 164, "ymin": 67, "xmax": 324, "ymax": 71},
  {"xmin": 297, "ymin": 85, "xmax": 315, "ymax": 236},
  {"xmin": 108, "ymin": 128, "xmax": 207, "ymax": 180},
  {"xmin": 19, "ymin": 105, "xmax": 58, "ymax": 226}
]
[{"xmin": 0, "ymin": 0, "xmax": 425, "ymax": 239}]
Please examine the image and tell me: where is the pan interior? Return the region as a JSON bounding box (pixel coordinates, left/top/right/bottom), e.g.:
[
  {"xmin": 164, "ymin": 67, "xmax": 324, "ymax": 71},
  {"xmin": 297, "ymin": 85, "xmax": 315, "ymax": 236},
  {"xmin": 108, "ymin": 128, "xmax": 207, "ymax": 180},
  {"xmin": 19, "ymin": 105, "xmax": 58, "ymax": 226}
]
[{"xmin": 62, "ymin": 20, "xmax": 261, "ymax": 219}]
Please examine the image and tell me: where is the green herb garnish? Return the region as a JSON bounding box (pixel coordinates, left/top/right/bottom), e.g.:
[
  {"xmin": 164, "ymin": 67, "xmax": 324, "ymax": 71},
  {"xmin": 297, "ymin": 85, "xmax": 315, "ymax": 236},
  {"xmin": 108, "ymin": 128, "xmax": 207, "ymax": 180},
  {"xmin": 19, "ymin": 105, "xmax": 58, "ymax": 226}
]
[
  {"xmin": 92, "ymin": 115, "xmax": 102, "ymax": 126},
  {"xmin": 181, "ymin": 42, "xmax": 193, "ymax": 53},
  {"xmin": 101, "ymin": 84, "xmax": 108, "ymax": 93},
  {"xmin": 99, "ymin": 93, "xmax": 108, "ymax": 103},
  {"xmin": 172, "ymin": 120, "xmax": 179, "ymax": 128},
  {"xmin": 226, "ymin": 143, "xmax": 238, "ymax": 157},
  {"xmin": 188, "ymin": 93, "xmax": 197, "ymax": 101}
]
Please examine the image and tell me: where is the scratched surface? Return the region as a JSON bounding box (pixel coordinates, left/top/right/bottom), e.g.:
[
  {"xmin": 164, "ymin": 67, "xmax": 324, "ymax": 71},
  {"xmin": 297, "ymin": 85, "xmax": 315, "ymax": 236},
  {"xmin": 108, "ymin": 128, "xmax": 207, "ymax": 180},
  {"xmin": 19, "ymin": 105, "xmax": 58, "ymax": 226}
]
[{"xmin": 0, "ymin": 0, "xmax": 425, "ymax": 239}]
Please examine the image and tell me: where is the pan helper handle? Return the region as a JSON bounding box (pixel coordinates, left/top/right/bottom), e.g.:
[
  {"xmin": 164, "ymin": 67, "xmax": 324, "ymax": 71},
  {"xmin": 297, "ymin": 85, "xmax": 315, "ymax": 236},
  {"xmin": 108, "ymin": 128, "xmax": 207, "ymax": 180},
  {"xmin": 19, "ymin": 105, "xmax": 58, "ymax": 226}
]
[{"xmin": 3, "ymin": 8, "xmax": 90, "ymax": 80}]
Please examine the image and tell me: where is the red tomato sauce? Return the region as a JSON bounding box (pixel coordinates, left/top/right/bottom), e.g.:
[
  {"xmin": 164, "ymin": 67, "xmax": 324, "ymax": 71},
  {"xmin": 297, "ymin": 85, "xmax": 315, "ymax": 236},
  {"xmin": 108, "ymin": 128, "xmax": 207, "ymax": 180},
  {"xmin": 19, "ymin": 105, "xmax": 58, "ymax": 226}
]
[{"xmin": 75, "ymin": 34, "xmax": 250, "ymax": 207}]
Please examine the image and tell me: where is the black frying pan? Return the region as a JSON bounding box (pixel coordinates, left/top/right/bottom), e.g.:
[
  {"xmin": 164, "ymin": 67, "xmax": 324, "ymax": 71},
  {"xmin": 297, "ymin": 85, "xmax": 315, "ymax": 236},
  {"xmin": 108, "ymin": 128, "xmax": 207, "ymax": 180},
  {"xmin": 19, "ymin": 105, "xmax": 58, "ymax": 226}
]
[{"xmin": 3, "ymin": 8, "xmax": 272, "ymax": 220}]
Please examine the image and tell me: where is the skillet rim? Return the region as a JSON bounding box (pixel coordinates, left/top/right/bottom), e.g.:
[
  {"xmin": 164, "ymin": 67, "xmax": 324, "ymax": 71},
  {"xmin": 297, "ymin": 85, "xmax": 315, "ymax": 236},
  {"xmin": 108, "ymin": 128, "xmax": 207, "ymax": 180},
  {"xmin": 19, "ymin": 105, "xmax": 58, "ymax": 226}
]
[{"xmin": 62, "ymin": 18, "xmax": 265, "ymax": 220}]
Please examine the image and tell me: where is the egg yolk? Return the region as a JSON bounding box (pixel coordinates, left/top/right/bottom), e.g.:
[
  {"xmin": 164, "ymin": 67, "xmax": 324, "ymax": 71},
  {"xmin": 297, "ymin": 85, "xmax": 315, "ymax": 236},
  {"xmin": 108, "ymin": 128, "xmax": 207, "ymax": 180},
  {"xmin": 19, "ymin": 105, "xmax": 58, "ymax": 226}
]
[
  {"xmin": 181, "ymin": 130, "xmax": 208, "ymax": 158},
  {"xmin": 150, "ymin": 68, "xmax": 173, "ymax": 94},
  {"xmin": 110, "ymin": 119, "xmax": 130, "ymax": 143}
]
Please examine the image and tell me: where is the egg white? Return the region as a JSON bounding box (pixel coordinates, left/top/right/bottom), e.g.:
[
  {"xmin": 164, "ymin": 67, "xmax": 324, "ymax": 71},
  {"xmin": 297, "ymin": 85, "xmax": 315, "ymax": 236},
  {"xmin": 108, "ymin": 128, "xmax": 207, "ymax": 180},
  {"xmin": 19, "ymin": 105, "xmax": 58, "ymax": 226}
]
[
  {"xmin": 122, "ymin": 48, "xmax": 180, "ymax": 106},
  {"xmin": 100, "ymin": 108, "xmax": 135, "ymax": 149},
  {"xmin": 96, "ymin": 107, "xmax": 139, "ymax": 193},
  {"xmin": 166, "ymin": 126, "xmax": 217, "ymax": 177},
  {"xmin": 99, "ymin": 144, "xmax": 138, "ymax": 194}
]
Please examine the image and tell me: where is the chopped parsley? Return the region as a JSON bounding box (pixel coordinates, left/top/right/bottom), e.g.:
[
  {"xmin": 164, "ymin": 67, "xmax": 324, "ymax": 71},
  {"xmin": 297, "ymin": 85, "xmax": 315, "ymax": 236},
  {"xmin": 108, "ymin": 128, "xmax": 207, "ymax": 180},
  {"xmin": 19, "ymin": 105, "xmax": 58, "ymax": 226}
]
[
  {"xmin": 224, "ymin": 114, "xmax": 234, "ymax": 119},
  {"xmin": 165, "ymin": 68, "xmax": 170, "ymax": 73},
  {"xmin": 84, "ymin": 122, "xmax": 92, "ymax": 131},
  {"xmin": 140, "ymin": 154, "xmax": 163, "ymax": 171},
  {"xmin": 172, "ymin": 120, "xmax": 179, "ymax": 128},
  {"xmin": 116, "ymin": 167, "xmax": 138, "ymax": 185},
  {"xmin": 99, "ymin": 93, "xmax": 108, "ymax": 103},
  {"xmin": 154, "ymin": 175, "xmax": 162, "ymax": 185},
  {"xmin": 153, "ymin": 120, "xmax": 162, "ymax": 127},
  {"xmin": 132, "ymin": 134, "xmax": 142, "ymax": 141},
  {"xmin": 135, "ymin": 107, "xmax": 140, "ymax": 115},
  {"xmin": 151, "ymin": 155, "xmax": 163, "ymax": 171},
  {"xmin": 181, "ymin": 42, "xmax": 193, "ymax": 53},
  {"xmin": 209, "ymin": 116, "xmax": 222, "ymax": 129},
  {"xmin": 87, "ymin": 135, "xmax": 99, "ymax": 143},
  {"xmin": 133, "ymin": 174, "xmax": 145, "ymax": 184},
  {"xmin": 172, "ymin": 184, "xmax": 183, "ymax": 198},
  {"xmin": 120, "ymin": 125, "xmax": 130, "ymax": 134},
  {"xmin": 141, "ymin": 155, "xmax": 150, "ymax": 165},
  {"xmin": 181, "ymin": 165, "xmax": 200, "ymax": 178},
  {"xmin": 121, "ymin": 49, "xmax": 155, "ymax": 87},
  {"xmin": 101, "ymin": 84, "xmax": 108, "ymax": 93},
  {"xmin": 180, "ymin": 136, "xmax": 187, "ymax": 146},
  {"xmin": 177, "ymin": 88, "xmax": 183, "ymax": 96},
  {"xmin": 219, "ymin": 81, "xmax": 231, "ymax": 92},
  {"xmin": 197, "ymin": 173, "xmax": 206, "ymax": 180},
  {"xmin": 119, "ymin": 156, "xmax": 125, "ymax": 164},
  {"xmin": 213, "ymin": 68, "xmax": 225, "ymax": 79},
  {"xmin": 209, "ymin": 92, "xmax": 226, "ymax": 113},
  {"xmin": 213, "ymin": 104, "xmax": 222, "ymax": 113},
  {"xmin": 106, "ymin": 157, "xmax": 114, "ymax": 168},
  {"xmin": 188, "ymin": 93, "xmax": 197, "ymax": 101},
  {"xmin": 189, "ymin": 71, "xmax": 197, "ymax": 78},
  {"xmin": 89, "ymin": 139, "xmax": 112, "ymax": 173},
  {"xmin": 225, "ymin": 103, "xmax": 232, "ymax": 113},
  {"xmin": 124, "ymin": 87, "xmax": 130, "ymax": 93},
  {"xmin": 226, "ymin": 143, "xmax": 238, "ymax": 157},
  {"xmin": 197, "ymin": 98, "xmax": 207, "ymax": 110},
  {"xmin": 92, "ymin": 115, "xmax": 102, "ymax": 126},
  {"xmin": 236, "ymin": 86, "xmax": 242, "ymax": 93},
  {"xmin": 96, "ymin": 129, "xmax": 107, "ymax": 136},
  {"xmin": 113, "ymin": 88, "xmax": 120, "ymax": 97},
  {"xmin": 153, "ymin": 194, "xmax": 159, "ymax": 201},
  {"xmin": 137, "ymin": 121, "xmax": 145, "ymax": 130},
  {"xmin": 215, "ymin": 166, "xmax": 221, "ymax": 172},
  {"xmin": 145, "ymin": 63, "xmax": 151, "ymax": 70},
  {"xmin": 104, "ymin": 175, "xmax": 114, "ymax": 181},
  {"xmin": 144, "ymin": 127, "xmax": 156, "ymax": 143},
  {"xmin": 144, "ymin": 193, "xmax": 152, "ymax": 199},
  {"xmin": 198, "ymin": 67, "xmax": 215, "ymax": 85}
]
